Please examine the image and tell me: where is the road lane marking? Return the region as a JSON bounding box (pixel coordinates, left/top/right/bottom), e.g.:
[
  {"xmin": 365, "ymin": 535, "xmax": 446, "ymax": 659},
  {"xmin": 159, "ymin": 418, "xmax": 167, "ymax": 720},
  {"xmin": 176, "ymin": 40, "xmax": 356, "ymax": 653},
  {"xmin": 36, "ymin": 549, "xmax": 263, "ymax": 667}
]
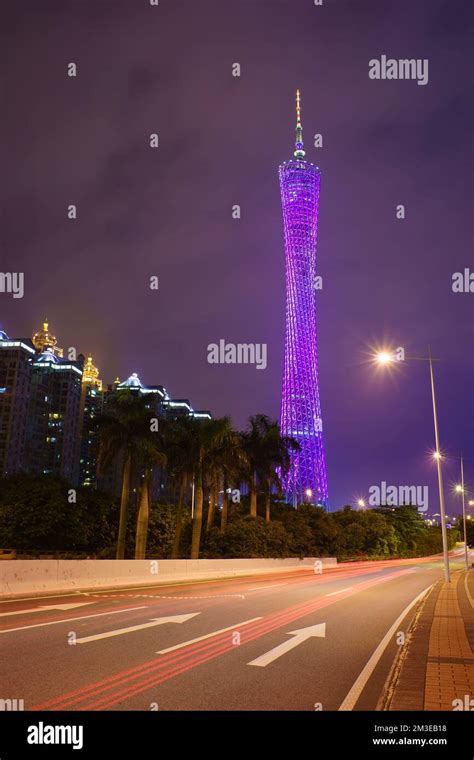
[
  {"xmin": 0, "ymin": 606, "xmax": 147, "ymax": 635},
  {"xmin": 156, "ymin": 617, "xmax": 262, "ymax": 654},
  {"xmin": 33, "ymin": 567, "xmax": 420, "ymax": 710},
  {"xmin": 338, "ymin": 584, "xmax": 433, "ymax": 711},
  {"xmin": 86, "ymin": 593, "xmax": 244, "ymax": 600},
  {"xmin": 248, "ymin": 623, "xmax": 326, "ymax": 667},
  {"xmin": 248, "ymin": 583, "xmax": 288, "ymax": 591},
  {"xmin": 76, "ymin": 613, "xmax": 200, "ymax": 644},
  {"xmin": 0, "ymin": 602, "xmax": 94, "ymax": 618},
  {"xmin": 325, "ymin": 587, "xmax": 353, "ymax": 597},
  {"xmin": 464, "ymin": 570, "xmax": 474, "ymax": 608}
]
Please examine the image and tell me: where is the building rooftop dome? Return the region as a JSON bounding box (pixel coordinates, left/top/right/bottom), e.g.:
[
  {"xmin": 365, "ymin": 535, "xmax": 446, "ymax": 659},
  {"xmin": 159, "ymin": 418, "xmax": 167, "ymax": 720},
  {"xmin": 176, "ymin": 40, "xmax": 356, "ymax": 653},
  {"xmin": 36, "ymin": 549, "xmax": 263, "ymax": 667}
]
[
  {"xmin": 36, "ymin": 348, "xmax": 61, "ymax": 364},
  {"xmin": 117, "ymin": 372, "xmax": 143, "ymax": 389},
  {"xmin": 82, "ymin": 355, "xmax": 103, "ymax": 390},
  {"xmin": 32, "ymin": 318, "xmax": 63, "ymax": 357}
]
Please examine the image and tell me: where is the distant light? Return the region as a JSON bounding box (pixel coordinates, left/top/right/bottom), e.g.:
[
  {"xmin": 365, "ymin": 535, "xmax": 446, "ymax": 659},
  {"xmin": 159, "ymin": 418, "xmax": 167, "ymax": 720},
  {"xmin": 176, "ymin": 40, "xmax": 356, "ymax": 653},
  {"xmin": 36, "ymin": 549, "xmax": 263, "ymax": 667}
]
[
  {"xmin": 305, "ymin": 489, "xmax": 312, "ymax": 498},
  {"xmin": 376, "ymin": 351, "xmax": 393, "ymax": 365},
  {"xmin": 357, "ymin": 499, "xmax": 365, "ymax": 508},
  {"xmin": 433, "ymin": 451, "xmax": 442, "ymax": 460},
  {"xmin": 455, "ymin": 484, "xmax": 463, "ymax": 493}
]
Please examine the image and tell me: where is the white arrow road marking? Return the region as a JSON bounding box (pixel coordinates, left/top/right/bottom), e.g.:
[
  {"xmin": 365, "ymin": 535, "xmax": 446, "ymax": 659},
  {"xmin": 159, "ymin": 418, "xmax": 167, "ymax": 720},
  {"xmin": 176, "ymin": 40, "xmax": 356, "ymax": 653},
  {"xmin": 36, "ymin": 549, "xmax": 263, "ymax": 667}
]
[
  {"xmin": 0, "ymin": 606, "xmax": 148, "ymax": 635},
  {"xmin": 248, "ymin": 623, "xmax": 326, "ymax": 667},
  {"xmin": 75, "ymin": 612, "xmax": 200, "ymax": 644},
  {"xmin": 338, "ymin": 584, "xmax": 433, "ymax": 711},
  {"xmin": 0, "ymin": 603, "xmax": 94, "ymax": 618},
  {"xmin": 157, "ymin": 617, "xmax": 262, "ymax": 654}
]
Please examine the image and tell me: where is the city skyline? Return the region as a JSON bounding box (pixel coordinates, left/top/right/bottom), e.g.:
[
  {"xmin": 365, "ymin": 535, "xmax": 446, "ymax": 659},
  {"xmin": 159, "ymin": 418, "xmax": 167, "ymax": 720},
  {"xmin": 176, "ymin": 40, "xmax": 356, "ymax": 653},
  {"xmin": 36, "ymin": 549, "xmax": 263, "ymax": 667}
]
[{"xmin": 2, "ymin": 0, "xmax": 472, "ymax": 512}]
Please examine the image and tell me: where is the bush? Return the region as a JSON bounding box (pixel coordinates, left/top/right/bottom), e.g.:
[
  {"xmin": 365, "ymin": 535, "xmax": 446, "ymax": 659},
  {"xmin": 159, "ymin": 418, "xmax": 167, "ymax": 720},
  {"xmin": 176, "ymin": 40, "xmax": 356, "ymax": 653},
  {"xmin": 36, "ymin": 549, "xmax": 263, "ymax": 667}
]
[{"xmin": 0, "ymin": 474, "xmax": 461, "ymax": 560}]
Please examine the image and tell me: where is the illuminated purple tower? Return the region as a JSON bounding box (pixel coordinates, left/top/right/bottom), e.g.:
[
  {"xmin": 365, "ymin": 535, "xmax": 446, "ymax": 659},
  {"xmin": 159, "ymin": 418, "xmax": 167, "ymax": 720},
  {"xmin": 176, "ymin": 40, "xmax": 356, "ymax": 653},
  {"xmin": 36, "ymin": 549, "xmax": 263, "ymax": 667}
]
[{"xmin": 279, "ymin": 91, "xmax": 328, "ymax": 507}]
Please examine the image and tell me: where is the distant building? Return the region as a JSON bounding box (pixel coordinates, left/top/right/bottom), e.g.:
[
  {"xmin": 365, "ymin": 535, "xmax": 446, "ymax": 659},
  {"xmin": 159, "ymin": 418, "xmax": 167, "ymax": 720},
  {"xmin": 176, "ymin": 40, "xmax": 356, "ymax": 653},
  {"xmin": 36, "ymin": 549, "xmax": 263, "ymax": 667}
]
[
  {"xmin": 0, "ymin": 323, "xmax": 212, "ymax": 491},
  {"xmin": 100, "ymin": 372, "xmax": 211, "ymax": 498},
  {"xmin": 25, "ymin": 349, "xmax": 83, "ymax": 484},
  {"xmin": 112, "ymin": 373, "xmax": 211, "ymax": 421},
  {"xmin": 0, "ymin": 331, "xmax": 36, "ymax": 475},
  {"xmin": 79, "ymin": 356, "xmax": 104, "ymax": 487}
]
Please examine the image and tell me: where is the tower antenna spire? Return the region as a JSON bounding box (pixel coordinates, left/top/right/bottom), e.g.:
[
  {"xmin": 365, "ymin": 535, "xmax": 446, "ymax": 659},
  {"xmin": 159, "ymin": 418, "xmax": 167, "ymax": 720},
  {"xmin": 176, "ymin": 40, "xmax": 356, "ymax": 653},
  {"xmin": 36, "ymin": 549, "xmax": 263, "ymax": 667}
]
[{"xmin": 294, "ymin": 89, "xmax": 305, "ymax": 159}]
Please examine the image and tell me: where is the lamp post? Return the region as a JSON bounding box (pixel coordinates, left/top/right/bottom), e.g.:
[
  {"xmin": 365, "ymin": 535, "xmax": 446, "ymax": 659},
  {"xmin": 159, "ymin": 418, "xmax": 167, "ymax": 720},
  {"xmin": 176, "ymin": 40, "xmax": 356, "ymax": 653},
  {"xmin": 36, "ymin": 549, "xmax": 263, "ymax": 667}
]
[
  {"xmin": 428, "ymin": 353, "xmax": 450, "ymax": 582},
  {"xmin": 454, "ymin": 457, "xmax": 469, "ymax": 571},
  {"xmin": 435, "ymin": 452, "xmax": 470, "ymax": 572},
  {"xmin": 375, "ymin": 348, "xmax": 450, "ymax": 582},
  {"xmin": 460, "ymin": 458, "xmax": 468, "ymax": 570}
]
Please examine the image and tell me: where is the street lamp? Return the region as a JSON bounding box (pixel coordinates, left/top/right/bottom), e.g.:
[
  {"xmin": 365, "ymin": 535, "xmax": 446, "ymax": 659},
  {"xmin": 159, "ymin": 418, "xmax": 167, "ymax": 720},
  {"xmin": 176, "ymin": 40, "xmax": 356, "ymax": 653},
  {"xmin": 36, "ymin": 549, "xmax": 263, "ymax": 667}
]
[
  {"xmin": 458, "ymin": 459, "xmax": 468, "ymax": 571},
  {"xmin": 435, "ymin": 451, "xmax": 470, "ymax": 572},
  {"xmin": 357, "ymin": 499, "xmax": 365, "ymax": 508},
  {"xmin": 374, "ymin": 348, "xmax": 450, "ymax": 582}
]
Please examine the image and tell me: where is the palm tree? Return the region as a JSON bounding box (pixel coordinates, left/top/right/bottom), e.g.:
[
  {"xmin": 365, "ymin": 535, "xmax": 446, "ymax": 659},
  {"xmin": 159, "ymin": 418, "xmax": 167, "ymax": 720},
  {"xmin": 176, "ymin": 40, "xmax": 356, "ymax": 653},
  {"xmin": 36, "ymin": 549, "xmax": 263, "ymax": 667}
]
[
  {"xmin": 134, "ymin": 441, "xmax": 166, "ymax": 560},
  {"xmin": 97, "ymin": 391, "xmax": 164, "ymax": 559},
  {"xmin": 219, "ymin": 430, "xmax": 246, "ymax": 533},
  {"xmin": 189, "ymin": 417, "xmax": 233, "ymax": 559},
  {"xmin": 204, "ymin": 421, "xmax": 243, "ymax": 535},
  {"xmin": 259, "ymin": 420, "xmax": 299, "ymax": 523},
  {"xmin": 161, "ymin": 416, "xmax": 196, "ymax": 559},
  {"xmin": 241, "ymin": 415, "xmax": 299, "ymax": 521},
  {"xmin": 241, "ymin": 415, "xmax": 270, "ymax": 518},
  {"xmin": 205, "ymin": 468, "xmax": 219, "ymax": 536}
]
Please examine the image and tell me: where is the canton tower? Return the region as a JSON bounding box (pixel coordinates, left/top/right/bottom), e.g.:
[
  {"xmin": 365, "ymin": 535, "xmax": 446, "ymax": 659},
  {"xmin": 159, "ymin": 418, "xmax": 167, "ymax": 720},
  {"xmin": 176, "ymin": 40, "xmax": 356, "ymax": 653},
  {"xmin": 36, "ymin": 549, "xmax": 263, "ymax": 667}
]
[{"xmin": 279, "ymin": 90, "xmax": 329, "ymax": 507}]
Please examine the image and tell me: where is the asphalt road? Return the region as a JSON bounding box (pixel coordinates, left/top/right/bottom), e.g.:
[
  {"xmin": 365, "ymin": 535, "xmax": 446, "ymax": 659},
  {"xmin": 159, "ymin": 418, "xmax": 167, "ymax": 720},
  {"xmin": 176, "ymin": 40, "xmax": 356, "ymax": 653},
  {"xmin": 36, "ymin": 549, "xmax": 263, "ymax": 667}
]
[{"xmin": 1, "ymin": 552, "xmax": 468, "ymax": 711}]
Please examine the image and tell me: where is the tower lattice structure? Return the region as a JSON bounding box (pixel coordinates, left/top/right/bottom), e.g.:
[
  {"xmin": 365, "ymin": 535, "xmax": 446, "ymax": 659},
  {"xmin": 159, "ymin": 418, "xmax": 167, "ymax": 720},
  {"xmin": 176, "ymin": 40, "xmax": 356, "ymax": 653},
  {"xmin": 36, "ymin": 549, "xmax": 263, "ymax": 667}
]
[{"xmin": 279, "ymin": 90, "xmax": 329, "ymax": 507}]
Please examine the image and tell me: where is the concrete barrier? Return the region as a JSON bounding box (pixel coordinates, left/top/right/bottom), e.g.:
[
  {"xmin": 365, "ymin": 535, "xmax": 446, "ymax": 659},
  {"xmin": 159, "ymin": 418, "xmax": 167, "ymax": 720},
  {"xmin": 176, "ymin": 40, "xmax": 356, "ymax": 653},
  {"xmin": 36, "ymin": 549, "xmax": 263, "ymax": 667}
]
[{"xmin": 0, "ymin": 557, "xmax": 337, "ymax": 599}]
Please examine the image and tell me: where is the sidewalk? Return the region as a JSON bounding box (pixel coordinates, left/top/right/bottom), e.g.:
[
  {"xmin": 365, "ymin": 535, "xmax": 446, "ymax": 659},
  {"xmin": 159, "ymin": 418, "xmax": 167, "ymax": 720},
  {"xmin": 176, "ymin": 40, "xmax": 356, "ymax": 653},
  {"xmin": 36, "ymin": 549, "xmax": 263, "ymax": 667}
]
[{"xmin": 388, "ymin": 570, "xmax": 474, "ymax": 711}]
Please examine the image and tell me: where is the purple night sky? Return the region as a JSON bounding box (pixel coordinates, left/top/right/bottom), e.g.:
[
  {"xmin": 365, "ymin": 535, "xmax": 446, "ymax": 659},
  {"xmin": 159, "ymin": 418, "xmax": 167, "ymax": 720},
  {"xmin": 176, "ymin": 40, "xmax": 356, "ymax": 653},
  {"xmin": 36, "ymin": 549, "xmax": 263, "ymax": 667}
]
[{"xmin": 2, "ymin": 0, "xmax": 472, "ymax": 512}]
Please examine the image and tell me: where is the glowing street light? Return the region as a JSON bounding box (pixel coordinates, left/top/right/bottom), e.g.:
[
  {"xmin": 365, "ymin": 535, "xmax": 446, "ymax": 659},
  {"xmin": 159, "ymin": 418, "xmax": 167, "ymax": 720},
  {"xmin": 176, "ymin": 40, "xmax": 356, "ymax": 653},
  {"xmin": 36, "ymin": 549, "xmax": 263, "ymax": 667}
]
[
  {"xmin": 374, "ymin": 347, "xmax": 450, "ymax": 582},
  {"xmin": 376, "ymin": 351, "xmax": 393, "ymax": 365},
  {"xmin": 357, "ymin": 499, "xmax": 365, "ymax": 508}
]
